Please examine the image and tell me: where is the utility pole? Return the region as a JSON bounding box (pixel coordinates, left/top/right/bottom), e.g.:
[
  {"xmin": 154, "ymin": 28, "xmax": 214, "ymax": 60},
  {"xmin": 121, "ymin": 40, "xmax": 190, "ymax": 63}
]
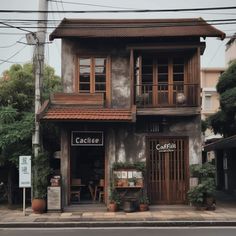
[{"xmin": 32, "ymin": 0, "xmax": 48, "ymax": 157}]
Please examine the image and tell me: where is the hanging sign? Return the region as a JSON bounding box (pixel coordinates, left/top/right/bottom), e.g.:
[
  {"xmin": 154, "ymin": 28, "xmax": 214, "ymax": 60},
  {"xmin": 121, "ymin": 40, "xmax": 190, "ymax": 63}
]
[
  {"xmin": 19, "ymin": 156, "xmax": 31, "ymax": 188},
  {"xmin": 156, "ymin": 143, "xmax": 176, "ymax": 153},
  {"xmin": 71, "ymin": 131, "xmax": 103, "ymax": 146}
]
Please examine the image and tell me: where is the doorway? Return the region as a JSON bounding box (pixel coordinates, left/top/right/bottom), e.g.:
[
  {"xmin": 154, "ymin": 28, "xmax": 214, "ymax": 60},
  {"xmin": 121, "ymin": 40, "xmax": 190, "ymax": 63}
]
[
  {"xmin": 70, "ymin": 145, "xmax": 105, "ymax": 204},
  {"xmin": 147, "ymin": 137, "xmax": 188, "ymax": 204}
]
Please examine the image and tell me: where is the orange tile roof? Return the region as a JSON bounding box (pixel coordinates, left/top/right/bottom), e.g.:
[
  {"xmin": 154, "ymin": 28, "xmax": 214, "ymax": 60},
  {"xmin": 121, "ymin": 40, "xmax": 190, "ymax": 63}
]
[{"xmin": 39, "ymin": 106, "xmax": 135, "ymax": 122}]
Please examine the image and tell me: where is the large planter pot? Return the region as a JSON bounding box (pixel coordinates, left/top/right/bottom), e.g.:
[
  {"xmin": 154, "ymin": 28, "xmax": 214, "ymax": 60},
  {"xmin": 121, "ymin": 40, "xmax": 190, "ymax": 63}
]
[
  {"xmin": 205, "ymin": 197, "xmax": 216, "ymax": 211},
  {"xmin": 32, "ymin": 198, "xmax": 46, "ymax": 214},
  {"xmin": 123, "ymin": 198, "xmax": 136, "ymax": 212},
  {"xmin": 139, "ymin": 203, "xmax": 149, "ymax": 211},
  {"xmin": 107, "ymin": 202, "xmax": 118, "ymax": 212}
]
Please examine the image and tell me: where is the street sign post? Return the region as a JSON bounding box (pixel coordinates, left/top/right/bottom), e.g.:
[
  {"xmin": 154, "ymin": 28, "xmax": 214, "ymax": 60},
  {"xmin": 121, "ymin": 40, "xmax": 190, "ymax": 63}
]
[{"xmin": 19, "ymin": 156, "xmax": 31, "ymax": 216}]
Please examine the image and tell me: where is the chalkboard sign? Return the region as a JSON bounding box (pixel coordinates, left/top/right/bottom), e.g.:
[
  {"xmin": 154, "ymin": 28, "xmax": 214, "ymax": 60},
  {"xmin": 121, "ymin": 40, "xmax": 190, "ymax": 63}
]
[{"xmin": 47, "ymin": 186, "xmax": 61, "ymax": 211}]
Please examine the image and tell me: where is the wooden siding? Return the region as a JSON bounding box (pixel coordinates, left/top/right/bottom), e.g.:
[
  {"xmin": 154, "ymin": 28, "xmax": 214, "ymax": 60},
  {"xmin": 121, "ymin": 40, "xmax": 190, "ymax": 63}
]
[
  {"xmin": 147, "ymin": 137, "xmax": 189, "ymax": 204},
  {"xmin": 51, "ymin": 93, "xmax": 104, "ymax": 106}
]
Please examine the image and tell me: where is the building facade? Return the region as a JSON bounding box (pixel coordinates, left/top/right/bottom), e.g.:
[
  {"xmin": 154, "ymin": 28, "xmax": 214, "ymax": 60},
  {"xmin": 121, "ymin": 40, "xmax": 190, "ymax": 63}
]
[
  {"xmin": 39, "ymin": 18, "xmax": 225, "ymax": 207},
  {"xmin": 201, "ymin": 68, "xmax": 224, "ymax": 143}
]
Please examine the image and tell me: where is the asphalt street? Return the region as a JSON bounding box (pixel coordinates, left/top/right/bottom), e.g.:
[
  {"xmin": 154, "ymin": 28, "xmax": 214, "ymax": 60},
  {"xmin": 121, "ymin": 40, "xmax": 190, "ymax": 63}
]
[{"xmin": 1, "ymin": 227, "xmax": 236, "ymax": 236}]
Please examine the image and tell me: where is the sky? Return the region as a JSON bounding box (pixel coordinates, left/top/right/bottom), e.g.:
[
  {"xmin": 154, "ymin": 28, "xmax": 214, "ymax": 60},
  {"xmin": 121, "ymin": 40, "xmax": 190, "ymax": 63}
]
[{"xmin": 0, "ymin": 0, "xmax": 236, "ymax": 77}]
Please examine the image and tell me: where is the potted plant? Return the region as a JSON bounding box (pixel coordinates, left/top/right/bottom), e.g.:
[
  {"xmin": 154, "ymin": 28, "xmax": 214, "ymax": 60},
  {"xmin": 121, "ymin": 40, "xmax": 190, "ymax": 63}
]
[
  {"xmin": 32, "ymin": 151, "xmax": 51, "ymax": 214},
  {"xmin": 139, "ymin": 189, "xmax": 149, "ymax": 211},
  {"xmin": 107, "ymin": 188, "xmax": 121, "ymax": 212},
  {"xmin": 187, "ymin": 163, "xmax": 216, "ymax": 210}
]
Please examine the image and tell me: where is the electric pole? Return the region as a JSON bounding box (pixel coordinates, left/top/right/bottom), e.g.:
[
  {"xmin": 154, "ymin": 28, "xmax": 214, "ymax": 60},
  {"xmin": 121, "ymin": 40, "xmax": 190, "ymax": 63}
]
[{"xmin": 32, "ymin": 0, "xmax": 48, "ymax": 157}]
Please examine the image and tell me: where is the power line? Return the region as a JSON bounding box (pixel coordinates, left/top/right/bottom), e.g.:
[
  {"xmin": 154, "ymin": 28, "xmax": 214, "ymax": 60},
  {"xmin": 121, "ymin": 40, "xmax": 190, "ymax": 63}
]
[
  {"xmin": 0, "ymin": 18, "xmax": 236, "ymax": 25},
  {"xmin": 0, "ymin": 36, "xmax": 24, "ymax": 49},
  {"xmin": 0, "ymin": 21, "xmax": 34, "ymax": 34},
  {"xmin": 1, "ymin": 20, "xmax": 236, "ymax": 29},
  {"xmin": 1, "ymin": 6, "xmax": 236, "ymax": 13},
  {"xmin": 49, "ymin": 0, "xmax": 135, "ymax": 10},
  {"xmin": 0, "ymin": 45, "xmax": 27, "ymax": 66},
  {"xmin": 0, "ymin": 59, "xmax": 26, "ymax": 64}
]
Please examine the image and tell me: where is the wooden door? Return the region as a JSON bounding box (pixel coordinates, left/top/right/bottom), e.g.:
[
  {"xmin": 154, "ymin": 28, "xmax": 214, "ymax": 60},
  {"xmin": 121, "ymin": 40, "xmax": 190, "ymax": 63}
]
[{"xmin": 147, "ymin": 137, "xmax": 188, "ymax": 204}]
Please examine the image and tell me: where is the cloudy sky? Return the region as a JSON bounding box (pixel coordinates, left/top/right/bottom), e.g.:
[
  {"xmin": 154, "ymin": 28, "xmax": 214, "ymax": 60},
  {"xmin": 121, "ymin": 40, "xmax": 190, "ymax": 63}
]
[{"xmin": 0, "ymin": 0, "xmax": 236, "ymax": 76}]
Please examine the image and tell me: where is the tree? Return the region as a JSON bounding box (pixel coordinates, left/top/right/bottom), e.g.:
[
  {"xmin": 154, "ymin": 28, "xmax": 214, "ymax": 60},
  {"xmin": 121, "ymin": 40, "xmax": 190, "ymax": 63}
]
[
  {"xmin": 208, "ymin": 61, "xmax": 236, "ymax": 137},
  {"xmin": 0, "ymin": 63, "xmax": 61, "ymax": 204}
]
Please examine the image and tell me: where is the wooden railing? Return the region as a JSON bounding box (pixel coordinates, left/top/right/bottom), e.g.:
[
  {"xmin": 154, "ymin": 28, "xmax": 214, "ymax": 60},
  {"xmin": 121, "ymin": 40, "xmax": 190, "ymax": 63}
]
[{"xmin": 135, "ymin": 83, "xmax": 199, "ymax": 108}]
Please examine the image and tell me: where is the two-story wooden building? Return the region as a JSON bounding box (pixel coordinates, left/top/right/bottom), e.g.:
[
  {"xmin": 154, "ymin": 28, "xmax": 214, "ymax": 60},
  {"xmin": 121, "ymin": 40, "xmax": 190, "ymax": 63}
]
[{"xmin": 38, "ymin": 18, "xmax": 225, "ymax": 207}]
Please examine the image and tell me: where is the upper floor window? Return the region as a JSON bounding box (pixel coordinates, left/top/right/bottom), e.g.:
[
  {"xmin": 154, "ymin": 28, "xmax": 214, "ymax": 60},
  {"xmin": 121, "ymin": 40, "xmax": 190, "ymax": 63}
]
[
  {"xmin": 135, "ymin": 55, "xmax": 186, "ymax": 106},
  {"xmin": 78, "ymin": 57, "xmax": 107, "ymax": 93}
]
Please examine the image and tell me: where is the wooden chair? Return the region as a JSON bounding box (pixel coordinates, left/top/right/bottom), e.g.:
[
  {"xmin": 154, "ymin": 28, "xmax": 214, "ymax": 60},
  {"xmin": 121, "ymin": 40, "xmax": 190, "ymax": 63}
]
[
  {"xmin": 94, "ymin": 179, "xmax": 105, "ymax": 202},
  {"xmin": 70, "ymin": 178, "xmax": 81, "ymax": 202}
]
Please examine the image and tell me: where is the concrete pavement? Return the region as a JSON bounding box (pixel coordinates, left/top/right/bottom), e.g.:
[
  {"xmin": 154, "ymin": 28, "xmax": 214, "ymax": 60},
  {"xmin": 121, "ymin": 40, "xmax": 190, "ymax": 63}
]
[{"xmin": 1, "ymin": 202, "xmax": 236, "ymax": 227}]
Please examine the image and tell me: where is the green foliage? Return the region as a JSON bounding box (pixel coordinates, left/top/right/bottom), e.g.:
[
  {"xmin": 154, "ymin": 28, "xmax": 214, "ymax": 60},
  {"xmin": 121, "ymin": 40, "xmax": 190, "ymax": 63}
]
[
  {"xmin": 112, "ymin": 161, "xmax": 146, "ymax": 173},
  {"xmin": 190, "ymin": 162, "xmax": 215, "ymax": 178},
  {"xmin": 187, "ymin": 184, "xmax": 205, "ymax": 205},
  {"xmin": 0, "ymin": 63, "xmax": 61, "ymax": 167},
  {"xmin": 188, "ymin": 163, "xmax": 216, "ymax": 206},
  {"xmin": 0, "ymin": 106, "xmax": 18, "ymax": 124},
  {"xmin": 208, "ymin": 61, "xmax": 236, "ymax": 137},
  {"xmin": 109, "ymin": 188, "xmax": 121, "ymax": 205},
  {"xmin": 217, "ymin": 61, "xmax": 236, "ymax": 94},
  {"xmin": 32, "ymin": 151, "xmax": 51, "ymax": 199},
  {"xmin": 139, "ymin": 189, "xmax": 149, "ymax": 204},
  {"xmin": 220, "ymin": 87, "xmax": 236, "ymax": 112},
  {"xmin": 201, "ymin": 120, "xmax": 209, "ymax": 134}
]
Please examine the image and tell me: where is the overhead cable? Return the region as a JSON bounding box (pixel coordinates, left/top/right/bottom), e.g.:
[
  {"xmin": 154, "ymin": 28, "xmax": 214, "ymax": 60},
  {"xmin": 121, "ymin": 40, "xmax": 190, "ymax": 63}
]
[{"xmin": 1, "ymin": 6, "xmax": 236, "ymax": 13}]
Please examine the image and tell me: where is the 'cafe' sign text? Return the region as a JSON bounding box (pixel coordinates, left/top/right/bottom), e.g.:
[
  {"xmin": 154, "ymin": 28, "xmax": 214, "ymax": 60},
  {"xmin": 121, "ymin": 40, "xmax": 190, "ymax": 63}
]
[
  {"xmin": 156, "ymin": 143, "xmax": 176, "ymax": 152},
  {"xmin": 71, "ymin": 131, "xmax": 103, "ymax": 146}
]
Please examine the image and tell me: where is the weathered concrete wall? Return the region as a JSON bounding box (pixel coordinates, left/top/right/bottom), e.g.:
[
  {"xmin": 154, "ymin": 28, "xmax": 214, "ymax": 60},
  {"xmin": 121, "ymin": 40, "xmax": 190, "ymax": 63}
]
[
  {"xmin": 111, "ymin": 56, "xmax": 130, "ymax": 108},
  {"xmin": 61, "ymin": 39, "xmax": 75, "ymax": 93},
  {"xmin": 106, "ymin": 115, "xmax": 202, "ymax": 169},
  {"xmin": 61, "ymin": 39, "xmax": 131, "ymax": 107},
  {"xmin": 106, "ymin": 125, "xmax": 146, "ymax": 166},
  {"xmin": 168, "ymin": 115, "xmax": 202, "ymax": 165}
]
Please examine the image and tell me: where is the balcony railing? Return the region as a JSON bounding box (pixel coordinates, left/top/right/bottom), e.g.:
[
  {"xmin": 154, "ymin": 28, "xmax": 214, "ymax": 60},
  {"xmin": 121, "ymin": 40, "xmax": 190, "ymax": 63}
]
[{"xmin": 135, "ymin": 83, "xmax": 199, "ymax": 108}]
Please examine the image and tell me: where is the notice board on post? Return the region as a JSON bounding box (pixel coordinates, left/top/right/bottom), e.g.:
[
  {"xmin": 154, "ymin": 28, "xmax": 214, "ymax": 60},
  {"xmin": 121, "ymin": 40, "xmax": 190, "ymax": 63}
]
[{"xmin": 19, "ymin": 156, "xmax": 31, "ymax": 188}]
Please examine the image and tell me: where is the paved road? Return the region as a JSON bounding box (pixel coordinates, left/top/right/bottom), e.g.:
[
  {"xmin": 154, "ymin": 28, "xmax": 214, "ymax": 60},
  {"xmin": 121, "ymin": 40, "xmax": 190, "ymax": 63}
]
[{"xmin": 1, "ymin": 227, "xmax": 236, "ymax": 236}]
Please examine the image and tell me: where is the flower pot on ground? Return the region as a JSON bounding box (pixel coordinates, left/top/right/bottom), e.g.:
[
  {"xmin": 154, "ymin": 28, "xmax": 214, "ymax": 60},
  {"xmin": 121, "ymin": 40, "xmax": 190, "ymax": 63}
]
[
  {"xmin": 108, "ymin": 201, "xmax": 118, "ymax": 212},
  {"xmin": 139, "ymin": 189, "xmax": 149, "ymax": 211},
  {"xmin": 31, "ymin": 198, "xmax": 46, "ymax": 214},
  {"xmin": 107, "ymin": 188, "xmax": 121, "ymax": 212},
  {"xmin": 32, "ymin": 151, "xmax": 51, "ymax": 214}
]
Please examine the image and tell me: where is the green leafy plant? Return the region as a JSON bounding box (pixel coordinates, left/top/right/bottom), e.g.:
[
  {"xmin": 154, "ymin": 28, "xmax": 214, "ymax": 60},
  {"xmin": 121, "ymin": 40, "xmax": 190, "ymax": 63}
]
[
  {"xmin": 109, "ymin": 188, "xmax": 121, "ymax": 205},
  {"xmin": 112, "ymin": 161, "xmax": 146, "ymax": 173},
  {"xmin": 188, "ymin": 163, "xmax": 216, "ymax": 207},
  {"xmin": 32, "ymin": 151, "xmax": 51, "ymax": 199},
  {"xmin": 139, "ymin": 189, "xmax": 149, "ymax": 204}
]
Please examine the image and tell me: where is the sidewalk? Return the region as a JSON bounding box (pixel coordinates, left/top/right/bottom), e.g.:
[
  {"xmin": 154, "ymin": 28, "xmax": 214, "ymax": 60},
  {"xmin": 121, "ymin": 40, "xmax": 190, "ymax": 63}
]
[{"xmin": 1, "ymin": 202, "xmax": 236, "ymax": 227}]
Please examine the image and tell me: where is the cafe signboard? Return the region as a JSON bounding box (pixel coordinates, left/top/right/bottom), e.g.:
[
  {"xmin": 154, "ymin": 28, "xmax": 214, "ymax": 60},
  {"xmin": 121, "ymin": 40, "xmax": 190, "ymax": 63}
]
[
  {"xmin": 71, "ymin": 131, "xmax": 103, "ymax": 146},
  {"xmin": 156, "ymin": 143, "xmax": 176, "ymax": 153}
]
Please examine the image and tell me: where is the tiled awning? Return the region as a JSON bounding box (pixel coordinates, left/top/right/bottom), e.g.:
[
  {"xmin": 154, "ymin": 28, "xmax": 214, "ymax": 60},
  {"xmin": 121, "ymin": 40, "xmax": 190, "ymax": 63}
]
[{"xmin": 38, "ymin": 101, "xmax": 136, "ymax": 122}]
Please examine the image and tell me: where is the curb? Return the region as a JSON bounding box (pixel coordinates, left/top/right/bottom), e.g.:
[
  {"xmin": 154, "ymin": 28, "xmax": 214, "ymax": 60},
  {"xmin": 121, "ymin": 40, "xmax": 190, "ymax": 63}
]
[{"xmin": 1, "ymin": 221, "xmax": 236, "ymax": 228}]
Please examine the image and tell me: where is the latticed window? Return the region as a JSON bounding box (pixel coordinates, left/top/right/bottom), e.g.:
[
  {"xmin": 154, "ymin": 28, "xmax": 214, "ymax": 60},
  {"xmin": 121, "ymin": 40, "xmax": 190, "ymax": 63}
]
[{"xmin": 135, "ymin": 54, "xmax": 188, "ymax": 106}]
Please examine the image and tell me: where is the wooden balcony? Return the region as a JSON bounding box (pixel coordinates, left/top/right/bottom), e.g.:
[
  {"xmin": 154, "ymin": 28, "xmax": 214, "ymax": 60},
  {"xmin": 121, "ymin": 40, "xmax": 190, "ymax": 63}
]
[{"xmin": 135, "ymin": 83, "xmax": 200, "ymax": 116}]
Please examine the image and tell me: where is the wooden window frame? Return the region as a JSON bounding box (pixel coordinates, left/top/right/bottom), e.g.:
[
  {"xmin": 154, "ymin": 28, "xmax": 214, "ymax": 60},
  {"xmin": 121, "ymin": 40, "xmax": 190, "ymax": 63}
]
[
  {"xmin": 136, "ymin": 54, "xmax": 187, "ymax": 106},
  {"xmin": 75, "ymin": 55, "xmax": 111, "ymax": 107}
]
